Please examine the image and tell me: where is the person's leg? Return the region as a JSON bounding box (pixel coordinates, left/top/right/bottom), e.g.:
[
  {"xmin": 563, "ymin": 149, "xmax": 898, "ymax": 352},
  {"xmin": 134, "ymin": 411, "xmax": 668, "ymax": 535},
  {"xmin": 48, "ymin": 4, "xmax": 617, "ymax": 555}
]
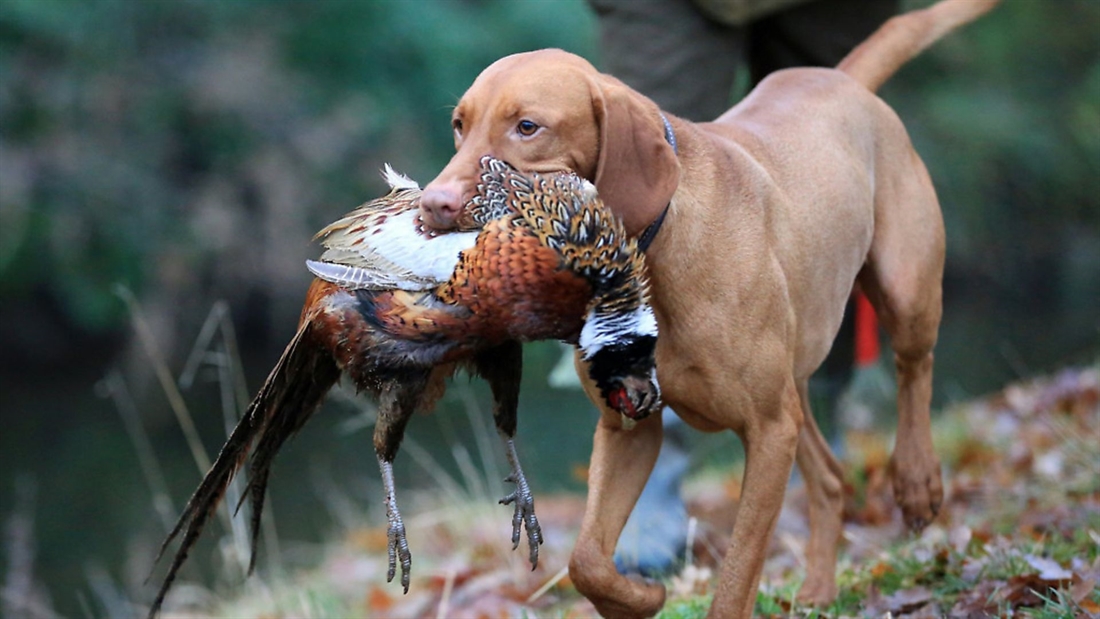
[
  {"xmin": 589, "ymin": 0, "xmax": 744, "ymax": 121},
  {"xmin": 748, "ymin": 0, "xmax": 900, "ymax": 82}
]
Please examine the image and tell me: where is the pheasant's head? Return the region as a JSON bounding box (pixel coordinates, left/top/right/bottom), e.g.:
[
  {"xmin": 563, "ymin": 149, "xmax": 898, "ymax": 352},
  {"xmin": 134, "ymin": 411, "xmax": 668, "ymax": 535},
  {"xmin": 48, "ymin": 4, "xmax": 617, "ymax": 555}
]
[
  {"xmin": 604, "ymin": 372, "xmax": 660, "ymax": 429},
  {"xmin": 581, "ymin": 306, "xmax": 661, "ymax": 428}
]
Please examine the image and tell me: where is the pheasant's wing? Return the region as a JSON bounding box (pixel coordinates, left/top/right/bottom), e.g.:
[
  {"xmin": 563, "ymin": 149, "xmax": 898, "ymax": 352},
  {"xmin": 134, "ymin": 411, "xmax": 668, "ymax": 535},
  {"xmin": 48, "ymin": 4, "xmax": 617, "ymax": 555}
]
[
  {"xmin": 356, "ymin": 288, "xmax": 469, "ymax": 341},
  {"xmin": 311, "ymin": 166, "xmax": 480, "ymax": 291},
  {"xmin": 323, "ymin": 212, "xmax": 594, "ymax": 350},
  {"xmin": 308, "ymin": 209, "xmax": 478, "ymax": 291}
]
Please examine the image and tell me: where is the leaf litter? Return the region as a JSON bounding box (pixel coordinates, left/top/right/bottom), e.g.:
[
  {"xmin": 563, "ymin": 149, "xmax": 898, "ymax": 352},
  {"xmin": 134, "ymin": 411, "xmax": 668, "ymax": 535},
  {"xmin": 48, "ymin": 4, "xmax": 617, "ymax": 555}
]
[{"xmin": 158, "ymin": 365, "xmax": 1098, "ymax": 618}]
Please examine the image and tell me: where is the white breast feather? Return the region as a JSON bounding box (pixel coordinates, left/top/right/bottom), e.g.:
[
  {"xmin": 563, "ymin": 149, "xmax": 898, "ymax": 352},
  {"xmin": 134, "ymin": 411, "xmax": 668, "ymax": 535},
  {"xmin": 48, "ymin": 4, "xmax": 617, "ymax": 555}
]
[{"xmin": 365, "ymin": 209, "xmax": 478, "ymax": 285}]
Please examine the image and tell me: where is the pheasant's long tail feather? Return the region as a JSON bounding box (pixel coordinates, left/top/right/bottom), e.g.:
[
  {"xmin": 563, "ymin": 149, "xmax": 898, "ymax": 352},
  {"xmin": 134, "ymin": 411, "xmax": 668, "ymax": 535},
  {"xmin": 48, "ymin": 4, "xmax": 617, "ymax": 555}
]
[
  {"xmin": 238, "ymin": 331, "xmax": 340, "ymax": 574},
  {"xmin": 837, "ymin": 0, "xmax": 1000, "ymax": 93},
  {"xmin": 147, "ymin": 319, "xmax": 339, "ymax": 618}
]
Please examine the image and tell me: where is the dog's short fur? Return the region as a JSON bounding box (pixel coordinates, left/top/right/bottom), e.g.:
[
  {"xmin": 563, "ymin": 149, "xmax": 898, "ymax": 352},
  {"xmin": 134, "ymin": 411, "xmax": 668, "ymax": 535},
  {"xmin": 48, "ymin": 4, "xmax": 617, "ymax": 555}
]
[{"xmin": 419, "ymin": 1, "xmax": 999, "ymax": 616}]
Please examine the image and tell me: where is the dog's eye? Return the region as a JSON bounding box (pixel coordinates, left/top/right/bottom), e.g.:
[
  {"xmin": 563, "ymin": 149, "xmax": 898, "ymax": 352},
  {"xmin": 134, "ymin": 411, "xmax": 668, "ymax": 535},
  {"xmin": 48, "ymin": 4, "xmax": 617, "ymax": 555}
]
[
  {"xmin": 516, "ymin": 119, "xmax": 539, "ymax": 137},
  {"xmin": 452, "ymin": 118, "xmax": 463, "ymax": 134}
]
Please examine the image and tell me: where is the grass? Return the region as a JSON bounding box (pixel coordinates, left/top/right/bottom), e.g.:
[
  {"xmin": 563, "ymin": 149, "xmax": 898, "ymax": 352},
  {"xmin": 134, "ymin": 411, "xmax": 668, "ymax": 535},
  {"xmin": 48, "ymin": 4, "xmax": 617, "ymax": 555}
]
[{"xmin": 658, "ymin": 595, "xmax": 713, "ymax": 619}]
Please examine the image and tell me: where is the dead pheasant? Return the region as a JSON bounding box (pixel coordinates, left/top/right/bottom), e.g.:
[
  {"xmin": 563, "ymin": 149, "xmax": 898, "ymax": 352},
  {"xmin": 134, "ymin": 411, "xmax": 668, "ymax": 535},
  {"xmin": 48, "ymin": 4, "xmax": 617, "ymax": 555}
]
[{"xmin": 148, "ymin": 156, "xmax": 660, "ymax": 617}]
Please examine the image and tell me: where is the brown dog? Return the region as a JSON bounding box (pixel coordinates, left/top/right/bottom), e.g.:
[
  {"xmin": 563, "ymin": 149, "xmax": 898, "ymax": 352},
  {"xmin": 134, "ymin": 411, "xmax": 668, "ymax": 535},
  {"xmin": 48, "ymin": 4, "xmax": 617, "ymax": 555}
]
[{"xmin": 418, "ymin": 0, "xmax": 999, "ymax": 616}]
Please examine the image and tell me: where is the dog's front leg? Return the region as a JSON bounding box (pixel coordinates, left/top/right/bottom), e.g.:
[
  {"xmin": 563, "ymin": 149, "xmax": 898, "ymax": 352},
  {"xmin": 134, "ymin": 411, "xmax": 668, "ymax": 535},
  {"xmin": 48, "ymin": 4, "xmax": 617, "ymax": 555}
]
[
  {"xmin": 569, "ymin": 402, "xmax": 665, "ymax": 618},
  {"xmin": 710, "ymin": 379, "xmax": 802, "ymax": 619}
]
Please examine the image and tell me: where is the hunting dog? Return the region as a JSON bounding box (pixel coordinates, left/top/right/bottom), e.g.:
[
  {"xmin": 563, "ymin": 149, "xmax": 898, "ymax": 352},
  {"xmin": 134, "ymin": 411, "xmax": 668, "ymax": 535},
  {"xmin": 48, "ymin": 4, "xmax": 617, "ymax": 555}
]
[{"xmin": 418, "ymin": 0, "xmax": 999, "ymax": 615}]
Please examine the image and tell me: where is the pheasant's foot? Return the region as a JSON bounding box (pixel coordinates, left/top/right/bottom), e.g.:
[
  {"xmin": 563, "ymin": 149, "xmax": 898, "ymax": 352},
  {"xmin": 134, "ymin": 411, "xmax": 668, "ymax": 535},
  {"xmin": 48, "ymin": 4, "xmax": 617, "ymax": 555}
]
[
  {"xmin": 500, "ymin": 438, "xmax": 543, "ymax": 569},
  {"xmin": 385, "ymin": 503, "xmax": 412, "ymax": 593},
  {"xmin": 500, "ymin": 473, "xmax": 543, "ymax": 569},
  {"xmin": 379, "ymin": 457, "xmax": 412, "ymax": 593}
]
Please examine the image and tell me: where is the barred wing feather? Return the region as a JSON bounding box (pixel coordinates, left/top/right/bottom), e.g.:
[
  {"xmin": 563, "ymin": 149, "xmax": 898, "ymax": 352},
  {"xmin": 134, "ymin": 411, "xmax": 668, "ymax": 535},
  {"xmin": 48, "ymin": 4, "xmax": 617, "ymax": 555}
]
[{"xmin": 309, "ymin": 167, "xmax": 478, "ymax": 291}]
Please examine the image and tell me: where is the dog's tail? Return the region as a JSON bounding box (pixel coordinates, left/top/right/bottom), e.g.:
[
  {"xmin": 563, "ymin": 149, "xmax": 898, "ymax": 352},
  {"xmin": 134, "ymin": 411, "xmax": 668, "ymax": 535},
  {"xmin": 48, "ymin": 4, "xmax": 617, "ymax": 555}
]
[{"xmin": 838, "ymin": 0, "xmax": 1000, "ymax": 93}]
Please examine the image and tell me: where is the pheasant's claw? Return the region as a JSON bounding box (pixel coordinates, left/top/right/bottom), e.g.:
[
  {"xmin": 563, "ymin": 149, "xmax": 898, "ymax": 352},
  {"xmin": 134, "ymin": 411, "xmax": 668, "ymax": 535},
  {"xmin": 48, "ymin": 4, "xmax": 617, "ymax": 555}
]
[
  {"xmin": 499, "ymin": 473, "xmax": 521, "ymax": 548},
  {"xmin": 385, "ymin": 507, "xmax": 412, "ymax": 593},
  {"xmin": 499, "ymin": 476, "xmax": 543, "ymax": 569},
  {"xmin": 499, "ymin": 450, "xmax": 543, "ymax": 570},
  {"xmin": 379, "ymin": 458, "xmax": 412, "ymax": 593}
]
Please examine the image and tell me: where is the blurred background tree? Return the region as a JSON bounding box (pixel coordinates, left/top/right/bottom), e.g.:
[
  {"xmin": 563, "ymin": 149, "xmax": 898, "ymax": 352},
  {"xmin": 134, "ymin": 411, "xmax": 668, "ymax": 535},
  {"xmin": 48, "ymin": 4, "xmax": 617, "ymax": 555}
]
[{"xmin": 0, "ymin": 0, "xmax": 1096, "ymax": 615}]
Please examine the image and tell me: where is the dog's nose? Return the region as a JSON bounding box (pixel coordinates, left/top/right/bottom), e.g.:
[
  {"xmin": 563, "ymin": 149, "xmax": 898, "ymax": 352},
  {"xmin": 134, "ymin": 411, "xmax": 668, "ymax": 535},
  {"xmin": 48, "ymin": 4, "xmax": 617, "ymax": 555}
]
[{"xmin": 419, "ymin": 181, "xmax": 464, "ymax": 230}]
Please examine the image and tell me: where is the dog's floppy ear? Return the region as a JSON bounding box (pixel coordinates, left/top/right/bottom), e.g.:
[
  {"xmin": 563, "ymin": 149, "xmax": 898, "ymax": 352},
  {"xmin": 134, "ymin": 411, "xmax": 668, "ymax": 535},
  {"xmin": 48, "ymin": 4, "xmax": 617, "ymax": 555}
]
[{"xmin": 588, "ymin": 73, "xmax": 680, "ymax": 237}]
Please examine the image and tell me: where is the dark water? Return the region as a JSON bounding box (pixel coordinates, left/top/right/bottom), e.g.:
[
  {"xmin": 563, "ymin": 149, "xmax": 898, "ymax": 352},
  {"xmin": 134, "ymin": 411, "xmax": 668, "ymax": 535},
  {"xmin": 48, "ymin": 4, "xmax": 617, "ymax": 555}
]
[{"xmin": 1, "ymin": 285, "xmax": 1096, "ymax": 616}]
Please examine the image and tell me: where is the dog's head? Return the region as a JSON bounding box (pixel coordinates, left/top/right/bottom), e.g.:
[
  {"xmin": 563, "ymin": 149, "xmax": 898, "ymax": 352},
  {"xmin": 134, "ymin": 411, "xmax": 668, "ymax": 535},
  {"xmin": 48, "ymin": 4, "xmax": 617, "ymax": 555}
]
[{"xmin": 419, "ymin": 49, "xmax": 680, "ymax": 236}]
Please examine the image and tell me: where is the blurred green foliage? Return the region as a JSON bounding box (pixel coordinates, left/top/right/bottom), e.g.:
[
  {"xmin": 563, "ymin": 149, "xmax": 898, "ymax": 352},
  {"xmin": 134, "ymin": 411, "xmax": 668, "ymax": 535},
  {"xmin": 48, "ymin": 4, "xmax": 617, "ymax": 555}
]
[
  {"xmin": 886, "ymin": 0, "xmax": 1099, "ymax": 303},
  {"xmin": 0, "ymin": 0, "xmax": 597, "ymax": 355}
]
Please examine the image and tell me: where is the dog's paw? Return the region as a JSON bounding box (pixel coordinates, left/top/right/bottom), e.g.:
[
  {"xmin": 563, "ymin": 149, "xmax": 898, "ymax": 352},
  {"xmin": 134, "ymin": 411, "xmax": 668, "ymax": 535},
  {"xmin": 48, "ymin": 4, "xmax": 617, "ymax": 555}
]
[
  {"xmin": 796, "ymin": 575, "xmax": 838, "ymax": 607},
  {"xmin": 888, "ymin": 450, "xmax": 944, "ymax": 531},
  {"xmin": 571, "ymin": 544, "xmax": 666, "ymax": 618},
  {"xmin": 589, "ymin": 578, "xmax": 666, "ymax": 619}
]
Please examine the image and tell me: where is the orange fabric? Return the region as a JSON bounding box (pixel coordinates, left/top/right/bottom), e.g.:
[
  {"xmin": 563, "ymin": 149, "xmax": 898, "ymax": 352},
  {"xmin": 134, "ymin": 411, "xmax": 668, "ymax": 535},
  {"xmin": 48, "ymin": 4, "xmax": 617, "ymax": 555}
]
[{"xmin": 854, "ymin": 291, "xmax": 880, "ymax": 366}]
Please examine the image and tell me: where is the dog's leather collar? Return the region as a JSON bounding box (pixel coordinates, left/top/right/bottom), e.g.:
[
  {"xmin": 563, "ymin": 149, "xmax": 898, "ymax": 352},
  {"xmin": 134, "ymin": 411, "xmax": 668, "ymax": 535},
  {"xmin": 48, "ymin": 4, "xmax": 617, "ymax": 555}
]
[
  {"xmin": 637, "ymin": 202, "xmax": 670, "ymax": 252},
  {"xmin": 660, "ymin": 112, "xmax": 678, "ymax": 156},
  {"xmin": 637, "ymin": 113, "xmax": 677, "ymax": 253}
]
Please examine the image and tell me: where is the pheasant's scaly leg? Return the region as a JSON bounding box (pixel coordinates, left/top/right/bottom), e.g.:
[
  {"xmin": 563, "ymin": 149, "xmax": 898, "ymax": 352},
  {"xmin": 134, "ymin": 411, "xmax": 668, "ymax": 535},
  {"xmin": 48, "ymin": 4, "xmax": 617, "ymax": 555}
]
[
  {"xmin": 499, "ymin": 437, "xmax": 543, "ymax": 569},
  {"xmin": 475, "ymin": 341, "xmax": 543, "ymax": 569},
  {"xmin": 372, "ymin": 375, "xmax": 426, "ymax": 594},
  {"xmin": 378, "ymin": 454, "xmax": 412, "ymax": 593}
]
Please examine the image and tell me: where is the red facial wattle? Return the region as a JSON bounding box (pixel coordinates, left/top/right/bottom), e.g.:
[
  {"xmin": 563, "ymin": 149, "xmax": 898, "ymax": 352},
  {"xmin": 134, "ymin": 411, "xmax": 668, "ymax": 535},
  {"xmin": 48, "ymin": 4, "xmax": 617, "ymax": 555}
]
[{"xmin": 608, "ymin": 386, "xmax": 638, "ymax": 419}]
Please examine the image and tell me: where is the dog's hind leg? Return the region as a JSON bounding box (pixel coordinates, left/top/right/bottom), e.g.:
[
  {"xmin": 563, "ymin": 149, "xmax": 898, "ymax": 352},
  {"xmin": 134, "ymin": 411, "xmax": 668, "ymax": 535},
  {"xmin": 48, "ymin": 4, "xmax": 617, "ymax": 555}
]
[
  {"xmin": 793, "ymin": 381, "xmax": 845, "ymax": 605},
  {"xmin": 859, "ymin": 154, "xmax": 945, "ymax": 531}
]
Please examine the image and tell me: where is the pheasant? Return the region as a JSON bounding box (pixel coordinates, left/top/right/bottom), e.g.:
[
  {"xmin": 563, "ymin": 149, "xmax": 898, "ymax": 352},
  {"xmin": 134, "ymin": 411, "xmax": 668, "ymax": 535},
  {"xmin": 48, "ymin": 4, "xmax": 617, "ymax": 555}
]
[{"xmin": 148, "ymin": 156, "xmax": 661, "ymax": 617}]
